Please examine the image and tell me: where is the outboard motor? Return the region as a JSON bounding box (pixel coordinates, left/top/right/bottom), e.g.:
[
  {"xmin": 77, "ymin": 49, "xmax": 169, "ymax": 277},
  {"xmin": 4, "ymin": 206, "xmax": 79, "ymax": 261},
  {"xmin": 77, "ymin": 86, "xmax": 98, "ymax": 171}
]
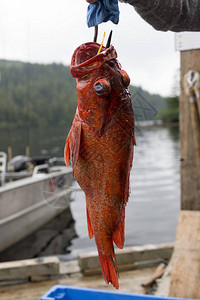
[{"xmin": 8, "ymin": 156, "xmax": 31, "ymax": 172}]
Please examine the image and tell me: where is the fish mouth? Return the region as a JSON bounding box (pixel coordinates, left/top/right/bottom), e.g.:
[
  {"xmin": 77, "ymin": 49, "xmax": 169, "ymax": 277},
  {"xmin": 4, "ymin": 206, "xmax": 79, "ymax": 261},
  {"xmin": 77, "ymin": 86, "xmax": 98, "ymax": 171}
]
[{"xmin": 70, "ymin": 42, "xmax": 117, "ymax": 78}]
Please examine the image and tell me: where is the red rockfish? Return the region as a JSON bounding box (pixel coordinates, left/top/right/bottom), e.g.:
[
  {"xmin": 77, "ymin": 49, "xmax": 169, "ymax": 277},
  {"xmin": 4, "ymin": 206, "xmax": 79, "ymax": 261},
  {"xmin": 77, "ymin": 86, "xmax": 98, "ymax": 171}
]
[{"xmin": 65, "ymin": 42, "xmax": 135, "ymax": 289}]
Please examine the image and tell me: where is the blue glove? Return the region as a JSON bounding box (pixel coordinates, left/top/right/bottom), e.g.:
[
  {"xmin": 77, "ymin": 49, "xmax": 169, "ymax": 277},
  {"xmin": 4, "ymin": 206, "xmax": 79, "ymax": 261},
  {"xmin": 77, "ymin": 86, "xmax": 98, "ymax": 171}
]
[{"xmin": 87, "ymin": 0, "xmax": 119, "ymax": 28}]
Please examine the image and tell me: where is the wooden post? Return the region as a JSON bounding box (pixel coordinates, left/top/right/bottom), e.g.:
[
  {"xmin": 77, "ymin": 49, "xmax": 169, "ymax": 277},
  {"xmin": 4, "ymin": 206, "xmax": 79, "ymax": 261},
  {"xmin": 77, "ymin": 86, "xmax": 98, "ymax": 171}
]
[
  {"xmin": 179, "ymin": 50, "xmax": 200, "ymax": 210},
  {"xmin": 169, "ymin": 50, "xmax": 200, "ymax": 298},
  {"xmin": 169, "ymin": 211, "xmax": 200, "ymax": 298},
  {"xmin": 7, "ymin": 146, "xmax": 12, "ymax": 162},
  {"xmin": 25, "ymin": 145, "xmax": 30, "ymax": 159}
]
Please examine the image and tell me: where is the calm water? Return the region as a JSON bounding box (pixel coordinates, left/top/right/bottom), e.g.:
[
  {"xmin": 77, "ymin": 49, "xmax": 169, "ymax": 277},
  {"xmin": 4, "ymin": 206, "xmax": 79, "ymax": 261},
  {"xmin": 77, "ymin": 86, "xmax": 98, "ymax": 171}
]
[
  {"xmin": 0, "ymin": 125, "xmax": 180, "ymax": 259},
  {"xmin": 0, "ymin": 126, "xmax": 70, "ymax": 158}
]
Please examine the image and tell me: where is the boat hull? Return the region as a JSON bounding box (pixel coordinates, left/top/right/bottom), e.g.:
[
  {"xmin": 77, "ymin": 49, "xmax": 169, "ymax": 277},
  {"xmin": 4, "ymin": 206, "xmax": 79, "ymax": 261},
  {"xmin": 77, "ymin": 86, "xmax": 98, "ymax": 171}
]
[{"xmin": 0, "ymin": 167, "xmax": 73, "ymax": 253}]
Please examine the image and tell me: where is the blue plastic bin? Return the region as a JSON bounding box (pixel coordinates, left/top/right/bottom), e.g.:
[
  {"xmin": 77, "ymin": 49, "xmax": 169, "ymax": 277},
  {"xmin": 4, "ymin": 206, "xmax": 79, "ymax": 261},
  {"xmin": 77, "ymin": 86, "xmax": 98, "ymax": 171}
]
[{"xmin": 40, "ymin": 285, "xmax": 193, "ymax": 300}]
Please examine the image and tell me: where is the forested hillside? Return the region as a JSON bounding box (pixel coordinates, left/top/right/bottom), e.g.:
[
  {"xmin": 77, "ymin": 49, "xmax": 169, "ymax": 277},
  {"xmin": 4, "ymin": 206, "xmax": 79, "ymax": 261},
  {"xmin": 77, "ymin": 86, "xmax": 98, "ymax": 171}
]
[{"xmin": 0, "ymin": 60, "xmax": 166, "ymax": 128}]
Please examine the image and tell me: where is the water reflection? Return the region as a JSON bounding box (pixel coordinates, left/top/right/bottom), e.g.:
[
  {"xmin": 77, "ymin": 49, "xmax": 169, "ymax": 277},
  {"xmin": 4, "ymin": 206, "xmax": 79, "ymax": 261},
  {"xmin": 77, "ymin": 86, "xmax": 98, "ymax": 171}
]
[{"xmin": 0, "ymin": 126, "xmax": 70, "ymax": 158}]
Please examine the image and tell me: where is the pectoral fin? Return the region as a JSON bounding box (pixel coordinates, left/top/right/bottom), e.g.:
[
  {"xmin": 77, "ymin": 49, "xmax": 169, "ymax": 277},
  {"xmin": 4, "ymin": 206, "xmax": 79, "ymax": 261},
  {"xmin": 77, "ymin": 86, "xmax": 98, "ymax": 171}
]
[
  {"xmin": 64, "ymin": 133, "xmax": 71, "ymax": 166},
  {"xmin": 64, "ymin": 121, "xmax": 81, "ymax": 169}
]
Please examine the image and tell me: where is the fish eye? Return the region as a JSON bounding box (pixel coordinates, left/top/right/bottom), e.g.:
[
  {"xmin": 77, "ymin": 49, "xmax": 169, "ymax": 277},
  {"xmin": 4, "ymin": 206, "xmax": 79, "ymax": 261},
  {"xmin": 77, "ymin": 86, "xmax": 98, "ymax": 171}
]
[
  {"xmin": 121, "ymin": 70, "xmax": 130, "ymax": 87},
  {"xmin": 94, "ymin": 79, "xmax": 111, "ymax": 97}
]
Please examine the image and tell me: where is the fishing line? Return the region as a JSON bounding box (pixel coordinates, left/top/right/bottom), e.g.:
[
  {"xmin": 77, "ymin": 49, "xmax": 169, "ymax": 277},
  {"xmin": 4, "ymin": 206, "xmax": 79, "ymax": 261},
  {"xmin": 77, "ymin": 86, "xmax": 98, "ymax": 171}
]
[{"xmin": 97, "ymin": 32, "xmax": 106, "ymax": 55}]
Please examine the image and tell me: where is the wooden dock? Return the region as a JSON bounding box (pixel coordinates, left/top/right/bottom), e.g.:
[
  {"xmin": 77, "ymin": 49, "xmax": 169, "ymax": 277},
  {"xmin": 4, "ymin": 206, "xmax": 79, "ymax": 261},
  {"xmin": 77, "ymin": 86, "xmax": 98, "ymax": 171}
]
[{"xmin": 0, "ymin": 242, "xmax": 173, "ymax": 300}]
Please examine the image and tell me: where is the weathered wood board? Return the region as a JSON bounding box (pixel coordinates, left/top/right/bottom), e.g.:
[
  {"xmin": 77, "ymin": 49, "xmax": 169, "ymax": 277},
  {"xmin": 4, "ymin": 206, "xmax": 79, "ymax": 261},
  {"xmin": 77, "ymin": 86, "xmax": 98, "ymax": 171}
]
[
  {"xmin": 180, "ymin": 50, "xmax": 200, "ymax": 210},
  {"xmin": 0, "ymin": 256, "xmax": 59, "ymax": 282},
  {"xmin": 169, "ymin": 210, "xmax": 200, "ymax": 298},
  {"xmin": 78, "ymin": 243, "xmax": 173, "ymax": 275}
]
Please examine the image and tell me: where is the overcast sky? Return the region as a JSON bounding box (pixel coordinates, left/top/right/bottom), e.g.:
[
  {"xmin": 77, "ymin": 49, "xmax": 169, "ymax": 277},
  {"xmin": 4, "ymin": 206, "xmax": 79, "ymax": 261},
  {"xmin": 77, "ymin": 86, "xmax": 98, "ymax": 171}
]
[{"xmin": 0, "ymin": 0, "xmax": 180, "ymax": 96}]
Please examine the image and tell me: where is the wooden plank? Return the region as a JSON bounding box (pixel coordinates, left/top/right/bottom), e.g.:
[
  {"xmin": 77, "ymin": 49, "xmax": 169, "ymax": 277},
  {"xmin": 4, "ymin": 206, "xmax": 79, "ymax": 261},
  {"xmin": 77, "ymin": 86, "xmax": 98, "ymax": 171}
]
[
  {"xmin": 60, "ymin": 260, "xmax": 80, "ymax": 275},
  {"xmin": 169, "ymin": 210, "xmax": 200, "ymax": 298},
  {"xmin": 141, "ymin": 263, "xmax": 166, "ymax": 288},
  {"xmin": 78, "ymin": 243, "xmax": 173, "ymax": 274},
  {"xmin": 180, "ymin": 50, "xmax": 200, "ymax": 210},
  {"xmin": 0, "ymin": 256, "xmax": 59, "ymax": 282},
  {"xmin": 0, "ymin": 267, "xmax": 158, "ymax": 300},
  {"xmin": 155, "ymin": 262, "xmax": 172, "ymax": 297},
  {"xmin": 189, "ymin": 97, "xmax": 200, "ymax": 177}
]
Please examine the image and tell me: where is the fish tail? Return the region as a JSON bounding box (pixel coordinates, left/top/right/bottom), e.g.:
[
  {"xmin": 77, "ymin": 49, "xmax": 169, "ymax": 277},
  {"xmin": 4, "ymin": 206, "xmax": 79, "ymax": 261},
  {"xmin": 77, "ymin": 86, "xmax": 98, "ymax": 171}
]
[{"xmin": 98, "ymin": 249, "xmax": 119, "ymax": 289}]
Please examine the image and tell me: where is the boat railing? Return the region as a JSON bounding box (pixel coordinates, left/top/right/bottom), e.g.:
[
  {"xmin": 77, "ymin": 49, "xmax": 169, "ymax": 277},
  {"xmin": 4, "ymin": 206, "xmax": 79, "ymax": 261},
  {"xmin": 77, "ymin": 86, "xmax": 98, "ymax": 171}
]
[
  {"xmin": 0, "ymin": 152, "xmax": 7, "ymax": 186},
  {"xmin": 32, "ymin": 163, "xmax": 49, "ymax": 177}
]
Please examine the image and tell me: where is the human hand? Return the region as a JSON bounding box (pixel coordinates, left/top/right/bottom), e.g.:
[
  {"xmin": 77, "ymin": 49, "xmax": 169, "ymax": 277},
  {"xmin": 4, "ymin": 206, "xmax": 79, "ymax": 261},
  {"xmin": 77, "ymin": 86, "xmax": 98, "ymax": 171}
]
[{"xmin": 86, "ymin": 0, "xmax": 98, "ymax": 3}]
